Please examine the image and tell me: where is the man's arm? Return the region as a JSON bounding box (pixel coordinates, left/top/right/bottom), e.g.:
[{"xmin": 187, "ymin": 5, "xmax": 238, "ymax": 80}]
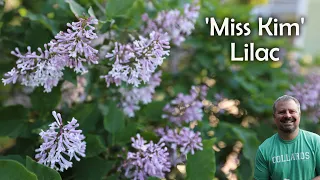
[
  {"xmin": 254, "ymin": 147, "xmax": 270, "ymax": 180},
  {"xmin": 312, "ymin": 176, "xmax": 320, "ymax": 180}
]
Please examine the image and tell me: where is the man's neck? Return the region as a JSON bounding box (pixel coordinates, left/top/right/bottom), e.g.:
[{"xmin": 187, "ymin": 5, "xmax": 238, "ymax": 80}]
[{"xmin": 278, "ymin": 128, "xmax": 300, "ymax": 141}]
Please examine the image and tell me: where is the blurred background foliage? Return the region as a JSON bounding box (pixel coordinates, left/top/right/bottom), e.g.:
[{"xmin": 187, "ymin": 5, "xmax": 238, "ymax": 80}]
[{"xmin": 0, "ymin": 0, "xmax": 319, "ymax": 179}]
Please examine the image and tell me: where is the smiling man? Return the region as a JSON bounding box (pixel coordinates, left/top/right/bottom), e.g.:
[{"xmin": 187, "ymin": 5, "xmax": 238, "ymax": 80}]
[{"xmin": 254, "ymin": 95, "xmax": 320, "ymax": 180}]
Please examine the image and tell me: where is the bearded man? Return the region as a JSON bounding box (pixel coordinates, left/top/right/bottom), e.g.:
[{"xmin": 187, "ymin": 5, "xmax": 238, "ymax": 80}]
[{"xmin": 254, "ymin": 95, "xmax": 320, "ymax": 180}]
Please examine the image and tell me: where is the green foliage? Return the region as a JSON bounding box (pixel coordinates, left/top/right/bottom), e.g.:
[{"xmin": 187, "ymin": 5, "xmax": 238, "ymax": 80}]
[
  {"xmin": 73, "ymin": 157, "xmax": 115, "ymax": 180},
  {"xmin": 0, "ymin": 105, "xmax": 29, "ymax": 138},
  {"xmin": 186, "ymin": 139, "xmax": 216, "ymax": 180},
  {"xmin": 30, "ymin": 87, "xmax": 61, "ymax": 116},
  {"xmin": 66, "ymin": 0, "xmax": 87, "ymax": 18},
  {"xmin": 0, "ymin": 159, "xmax": 37, "ymax": 180},
  {"xmin": 0, "ymin": 0, "xmax": 314, "ymax": 179},
  {"xmin": 26, "ymin": 156, "xmax": 62, "ymax": 180},
  {"xmin": 103, "ymin": 101, "xmax": 125, "ymax": 134},
  {"xmin": 105, "ymin": 0, "xmax": 136, "ymax": 18},
  {"xmin": 85, "ymin": 134, "xmax": 107, "ymax": 157}
]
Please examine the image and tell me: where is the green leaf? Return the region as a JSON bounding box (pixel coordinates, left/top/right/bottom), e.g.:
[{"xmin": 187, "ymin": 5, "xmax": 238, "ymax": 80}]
[
  {"xmin": 105, "ymin": 0, "xmax": 136, "ymax": 18},
  {"xmin": 0, "ymin": 106, "xmax": 29, "ymax": 138},
  {"xmin": 30, "ymin": 86, "xmax": 61, "ymax": 115},
  {"xmin": 103, "ymin": 101, "xmax": 125, "ymax": 134},
  {"xmin": 0, "ymin": 160, "xmax": 37, "ymax": 180},
  {"xmin": 66, "ymin": 0, "xmax": 87, "ymax": 18},
  {"xmin": 0, "ymin": 155, "xmax": 25, "ymax": 166},
  {"xmin": 72, "ymin": 103, "xmax": 102, "ymax": 133},
  {"xmin": 26, "ymin": 156, "xmax": 61, "ymax": 180},
  {"xmin": 114, "ymin": 122, "xmax": 137, "ymax": 144},
  {"xmin": 148, "ymin": 177, "xmax": 161, "ymax": 180},
  {"xmin": 86, "ymin": 134, "xmax": 106, "ymax": 157},
  {"xmin": 73, "ymin": 157, "xmax": 114, "ymax": 180},
  {"xmin": 62, "ymin": 68, "xmax": 77, "ymax": 86},
  {"xmin": 88, "ymin": 6, "xmax": 96, "ymax": 19},
  {"xmin": 142, "ymin": 101, "xmax": 166, "ymax": 121},
  {"xmin": 25, "ymin": 12, "xmax": 59, "ymax": 35},
  {"xmin": 186, "ymin": 139, "xmax": 216, "ymax": 180}
]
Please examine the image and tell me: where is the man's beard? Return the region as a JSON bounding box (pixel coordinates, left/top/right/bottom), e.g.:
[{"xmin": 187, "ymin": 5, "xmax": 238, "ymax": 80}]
[{"xmin": 279, "ymin": 117, "xmax": 297, "ymax": 133}]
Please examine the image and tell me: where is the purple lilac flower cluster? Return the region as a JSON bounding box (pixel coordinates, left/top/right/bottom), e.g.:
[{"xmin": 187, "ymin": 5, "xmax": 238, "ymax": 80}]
[
  {"xmin": 35, "ymin": 111, "xmax": 86, "ymax": 172},
  {"xmin": 141, "ymin": 0, "xmax": 200, "ymax": 46},
  {"xmin": 124, "ymin": 134, "xmax": 171, "ymax": 180},
  {"xmin": 156, "ymin": 127, "xmax": 203, "ymax": 166},
  {"xmin": 100, "ymin": 31, "xmax": 170, "ymax": 87},
  {"xmin": 287, "ymin": 74, "xmax": 320, "ymax": 122},
  {"xmin": 119, "ymin": 71, "xmax": 162, "ymax": 117},
  {"xmin": 2, "ymin": 18, "xmax": 98, "ymax": 92},
  {"xmin": 162, "ymin": 85, "xmax": 207, "ymax": 126}
]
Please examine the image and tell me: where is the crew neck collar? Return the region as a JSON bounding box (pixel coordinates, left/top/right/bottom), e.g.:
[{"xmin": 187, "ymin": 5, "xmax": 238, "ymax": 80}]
[{"xmin": 278, "ymin": 129, "xmax": 301, "ymax": 144}]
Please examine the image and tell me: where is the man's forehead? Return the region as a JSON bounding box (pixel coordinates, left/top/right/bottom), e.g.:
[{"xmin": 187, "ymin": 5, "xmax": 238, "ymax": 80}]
[{"xmin": 275, "ymin": 99, "xmax": 298, "ymax": 109}]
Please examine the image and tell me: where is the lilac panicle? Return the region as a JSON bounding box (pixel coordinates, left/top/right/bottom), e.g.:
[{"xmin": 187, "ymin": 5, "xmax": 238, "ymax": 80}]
[
  {"xmin": 156, "ymin": 127, "xmax": 203, "ymax": 163},
  {"xmin": 124, "ymin": 134, "xmax": 171, "ymax": 180},
  {"xmin": 2, "ymin": 17, "xmax": 98, "ymax": 92},
  {"xmin": 35, "ymin": 111, "xmax": 86, "ymax": 172},
  {"xmin": 155, "ymin": 127, "xmax": 203, "ymax": 166},
  {"xmin": 162, "ymin": 85, "xmax": 207, "ymax": 126},
  {"xmin": 100, "ymin": 31, "xmax": 170, "ymax": 87},
  {"xmin": 142, "ymin": 0, "xmax": 200, "ymax": 46},
  {"xmin": 49, "ymin": 18, "xmax": 99, "ymax": 73},
  {"xmin": 287, "ymin": 74, "xmax": 320, "ymax": 123},
  {"xmin": 119, "ymin": 71, "xmax": 162, "ymax": 117}
]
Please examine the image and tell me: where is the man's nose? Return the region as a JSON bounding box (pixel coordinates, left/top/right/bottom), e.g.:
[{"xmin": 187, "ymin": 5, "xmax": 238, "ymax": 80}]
[{"xmin": 284, "ymin": 111, "xmax": 291, "ymax": 117}]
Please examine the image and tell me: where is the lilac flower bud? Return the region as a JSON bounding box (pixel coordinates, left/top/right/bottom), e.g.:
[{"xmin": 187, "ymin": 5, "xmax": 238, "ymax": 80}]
[
  {"xmin": 142, "ymin": 0, "xmax": 200, "ymax": 46},
  {"xmin": 162, "ymin": 86, "xmax": 204, "ymax": 126},
  {"xmin": 101, "ymin": 32, "xmax": 170, "ymax": 87},
  {"xmin": 124, "ymin": 134, "xmax": 171, "ymax": 180},
  {"xmin": 35, "ymin": 111, "xmax": 86, "ymax": 172},
  {"xmin": 119, "ymin": 71, "xmax": 162, "ymax": 117}
]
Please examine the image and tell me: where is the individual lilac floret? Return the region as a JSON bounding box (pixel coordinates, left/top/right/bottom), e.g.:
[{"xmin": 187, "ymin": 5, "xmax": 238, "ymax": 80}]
[
  {"xmin": 100, "ymin": 31, "xmax": 170, "ymax": 87},
  {"xmin": 2, "ymin": 17, "xmax": 99, "ymax": 92},
  {"xmin": 35, "ymin": 111, "xmax": 86, "ymax": 172},
  {"xmin": 124, "ymin": 134, "xmax": 171, "ymax": 180},
  {"xmin": 49, "ymin": 18, "xmax": 99, "ymax": 73},
  {"xmin": 119, "ymin": 71, "xmax": 162, "ymax": 117},
  {"xmin": 162, "ymin": 85, "xmax": 207, "ymax": 126},
  {"xmin": 155, "ymin": 127, "xmax": 203, "ymax": 166},
  {"xmin": 142, "ymin": 0, "xmax": 200, "ymax": 46}
]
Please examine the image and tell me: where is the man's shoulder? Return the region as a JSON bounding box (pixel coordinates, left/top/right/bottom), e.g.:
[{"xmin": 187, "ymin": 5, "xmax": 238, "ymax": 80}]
[
  {"xmin": 300, "ymin": 129, "xmax": 320, "ymax": 140},
  {"xmin": 258, "ymin": 133, "xmax": 278, "ymax": 150}
]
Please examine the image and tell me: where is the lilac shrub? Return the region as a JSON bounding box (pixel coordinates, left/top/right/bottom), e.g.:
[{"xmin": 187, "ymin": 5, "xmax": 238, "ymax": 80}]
[
  {"xmin": 2, "ymin": 18, "xmax": 98, "ymax": 92},
  {"xmin": 119, "ymin": 71, "xmax": 162, "ymax": 117},
  {"xmin": 287, "ymin": 74, "xmax": 320, "ymax": 122},
  {"xmin": 142, "ymin": 0, "xmax": 200, "ymax": 46},
  {"xmin": 123, "ymin": 134, "xmax": 171, "ymax": 180},
  {"xmin": 35, "ymin": 111, "xmax": 86, "ymax": 172},
  {"xmin": 162, "ymin": 85, "xmax": 207, "ymax": 126},
  {"xmin": 100, "ymin": 31, "xmax": 170, "ymax": 87}
]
